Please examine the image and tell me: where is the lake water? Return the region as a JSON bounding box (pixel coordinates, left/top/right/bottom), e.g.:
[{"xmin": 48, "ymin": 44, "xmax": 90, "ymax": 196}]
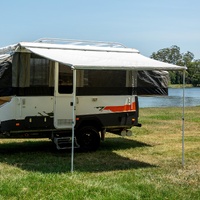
[{"xmin": 139, "ymin": 88, "xmax": 200, "ymax": 108}]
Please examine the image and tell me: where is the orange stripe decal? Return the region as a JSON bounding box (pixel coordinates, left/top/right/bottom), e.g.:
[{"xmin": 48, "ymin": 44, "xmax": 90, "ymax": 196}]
[{"xmin": 103, "ymin": 102, "xmax": 136, "ymax": 112}]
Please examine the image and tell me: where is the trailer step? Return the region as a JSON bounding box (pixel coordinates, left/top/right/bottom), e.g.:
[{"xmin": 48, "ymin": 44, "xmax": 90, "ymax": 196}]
[{"xmin": 53, "ymin": 137, "xmax": 80, "ymax": 150}]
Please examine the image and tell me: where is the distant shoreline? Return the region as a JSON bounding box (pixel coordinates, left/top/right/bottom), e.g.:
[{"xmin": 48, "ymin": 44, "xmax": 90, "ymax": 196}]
[{"xmin": 168, "ymin": 84, "xmax": 194, "ymax": 88}]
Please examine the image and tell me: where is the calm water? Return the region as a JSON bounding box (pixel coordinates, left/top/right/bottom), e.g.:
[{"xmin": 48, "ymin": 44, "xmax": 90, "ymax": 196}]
[{"xmin": 139, "ymin": 88, "xmax": 200, "ymax": 108}]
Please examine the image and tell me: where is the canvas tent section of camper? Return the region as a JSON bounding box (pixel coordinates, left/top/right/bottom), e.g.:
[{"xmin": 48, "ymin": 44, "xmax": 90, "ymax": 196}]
[{"xmin": 0, "ymin": 39, "xmax": 186, "ymax": 98}]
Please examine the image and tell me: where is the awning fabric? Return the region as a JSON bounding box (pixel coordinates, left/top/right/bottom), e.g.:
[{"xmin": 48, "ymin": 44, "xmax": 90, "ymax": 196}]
[{"xmin": 19, "ymin": 42, "xmax": 187, "ymax": 71}]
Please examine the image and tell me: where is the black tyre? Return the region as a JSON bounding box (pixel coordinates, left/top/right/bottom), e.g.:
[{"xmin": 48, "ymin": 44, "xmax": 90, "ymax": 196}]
[{"xmin": 76, "ymin": 126, "xmax": 100, "ymax": 151}]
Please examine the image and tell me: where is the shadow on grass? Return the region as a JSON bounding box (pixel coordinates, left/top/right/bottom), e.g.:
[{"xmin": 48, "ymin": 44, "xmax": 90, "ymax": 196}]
[
  {"xmin": 99, "ymin": 137, "xmax": 152, "ymax": 151},
  {"xmin": 0, "ymin": 137, "xmax": 155, "ymax": 173}
]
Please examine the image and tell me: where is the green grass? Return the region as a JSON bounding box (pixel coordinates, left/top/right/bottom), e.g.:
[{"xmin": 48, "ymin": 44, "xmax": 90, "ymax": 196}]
[{"xmin": 0, "ymin": 107, "xmax": 200, "ymax": 200}]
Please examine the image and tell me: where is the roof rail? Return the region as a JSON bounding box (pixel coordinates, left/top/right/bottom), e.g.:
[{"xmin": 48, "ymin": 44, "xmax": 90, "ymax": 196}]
[{"xmin": 34, "ymin": 38, "xmax": 127, "ymax": 48}]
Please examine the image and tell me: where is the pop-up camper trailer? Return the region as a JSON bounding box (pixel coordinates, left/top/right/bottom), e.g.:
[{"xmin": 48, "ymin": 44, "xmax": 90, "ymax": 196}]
[{"xmin": 0, "ymin": 38, "xmax": 186, "ymax": 151}]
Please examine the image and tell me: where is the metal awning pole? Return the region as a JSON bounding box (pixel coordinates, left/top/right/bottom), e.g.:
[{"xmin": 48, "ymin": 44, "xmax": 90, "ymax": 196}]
[
  {"xmin": 71, "ymin": 68, "xmax": 76, "ymax": 173},
  {"xmin": 182, "ymin": 69, "xmax": 186, "ymax": 168}
]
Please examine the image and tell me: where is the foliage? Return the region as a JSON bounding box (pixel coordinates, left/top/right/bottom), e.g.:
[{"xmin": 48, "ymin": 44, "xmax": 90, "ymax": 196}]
[{"xmin": 150, "ymin": 45, "xmax": 200, "ymax": 86}]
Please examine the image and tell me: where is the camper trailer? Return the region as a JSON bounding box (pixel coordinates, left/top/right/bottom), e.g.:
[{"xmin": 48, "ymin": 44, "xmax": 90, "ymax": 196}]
[{"xmin": 0, "ymin": 38, "xmax": 170, "ymax": 151}]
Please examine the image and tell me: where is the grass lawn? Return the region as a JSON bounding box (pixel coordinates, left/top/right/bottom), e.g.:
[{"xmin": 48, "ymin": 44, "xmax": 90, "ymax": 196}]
[{"xmin": 0, "ymin": 107, "xmax": 199, "ymax": 200}]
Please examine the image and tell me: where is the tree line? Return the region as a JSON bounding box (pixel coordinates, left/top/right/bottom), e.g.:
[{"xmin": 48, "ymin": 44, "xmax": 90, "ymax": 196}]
[{"xmin": 150, "ymin": 45, "xmax": 200, "ymax": 86}]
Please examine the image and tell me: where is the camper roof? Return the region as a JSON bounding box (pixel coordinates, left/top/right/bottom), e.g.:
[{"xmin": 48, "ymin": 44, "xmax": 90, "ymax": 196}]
[{"xmin": 0, "ymin": 38, "xmax": 187, "ymax": 71}]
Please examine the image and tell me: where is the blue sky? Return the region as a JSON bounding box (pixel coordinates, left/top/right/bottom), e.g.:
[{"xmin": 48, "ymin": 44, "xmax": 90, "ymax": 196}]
[{"xmin": 1, "ymin": 0, "xmax": 200, "ymax": 58}]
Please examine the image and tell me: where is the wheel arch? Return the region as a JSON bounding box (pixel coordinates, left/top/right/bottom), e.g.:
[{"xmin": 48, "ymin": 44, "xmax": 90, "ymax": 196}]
[{"xmin": 75, "ymin": 116, "xmax": 103, "ymax": 132}]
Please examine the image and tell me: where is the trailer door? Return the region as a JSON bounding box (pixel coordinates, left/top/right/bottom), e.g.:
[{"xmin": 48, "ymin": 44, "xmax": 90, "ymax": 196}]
[{"xmin": 54, "ymin": 62, "xmax": 74, "ymax": 129}]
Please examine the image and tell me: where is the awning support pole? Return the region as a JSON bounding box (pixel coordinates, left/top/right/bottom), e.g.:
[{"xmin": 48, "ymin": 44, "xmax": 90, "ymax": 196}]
[
  {"xmin": 71, "ymin": 68, "xmax": 76, "ymax": 173},
  {"xmin": 182, "ymin": 69, "xmax": 186, "ymax": 168}
]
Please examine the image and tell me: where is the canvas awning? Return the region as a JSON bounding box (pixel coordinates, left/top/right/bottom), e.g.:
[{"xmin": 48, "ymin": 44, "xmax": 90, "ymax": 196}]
[{"xmin": 18, "ymin": 42, "xmax": 187, "ymax": 71}]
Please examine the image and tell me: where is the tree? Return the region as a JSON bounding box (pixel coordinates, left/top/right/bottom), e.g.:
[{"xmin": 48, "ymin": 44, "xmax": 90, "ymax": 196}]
[
  {"xmin": 150, "ymin": 45, "xmax": 183, "ymax": 65},
  {"xmin": 150, "ymin": 46, "xmax": 200, "ymax": 86},
  {"xmin": 189, "ymin": 60, "xmax": 200, "ymax": 86}
]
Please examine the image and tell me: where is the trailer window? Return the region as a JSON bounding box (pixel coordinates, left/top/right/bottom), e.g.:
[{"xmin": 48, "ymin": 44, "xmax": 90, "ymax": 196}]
[
  {"xmin": 12, "ymin": 53, "xmax": 54, "ymax": 96},
  {"xmin": 58, "ymin": 64, "xmax": 73, "ymax": 94},
  {"xmin": 76, "ymin": 70, "xmax": 132, "ymax": 95},
  {"xmin": 30, "ymin": 55, "xmax": 49, "ymax": 86},
  {"xmin": 86, "ymin": 70, "xmax": 126, "ymax": 87}
]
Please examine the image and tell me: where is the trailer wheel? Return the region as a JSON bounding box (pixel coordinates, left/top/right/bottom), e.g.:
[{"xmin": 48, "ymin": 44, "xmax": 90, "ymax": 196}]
[{"xmin": 76, "ymin": 126, "xmax": 100, "ymax": 151}]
